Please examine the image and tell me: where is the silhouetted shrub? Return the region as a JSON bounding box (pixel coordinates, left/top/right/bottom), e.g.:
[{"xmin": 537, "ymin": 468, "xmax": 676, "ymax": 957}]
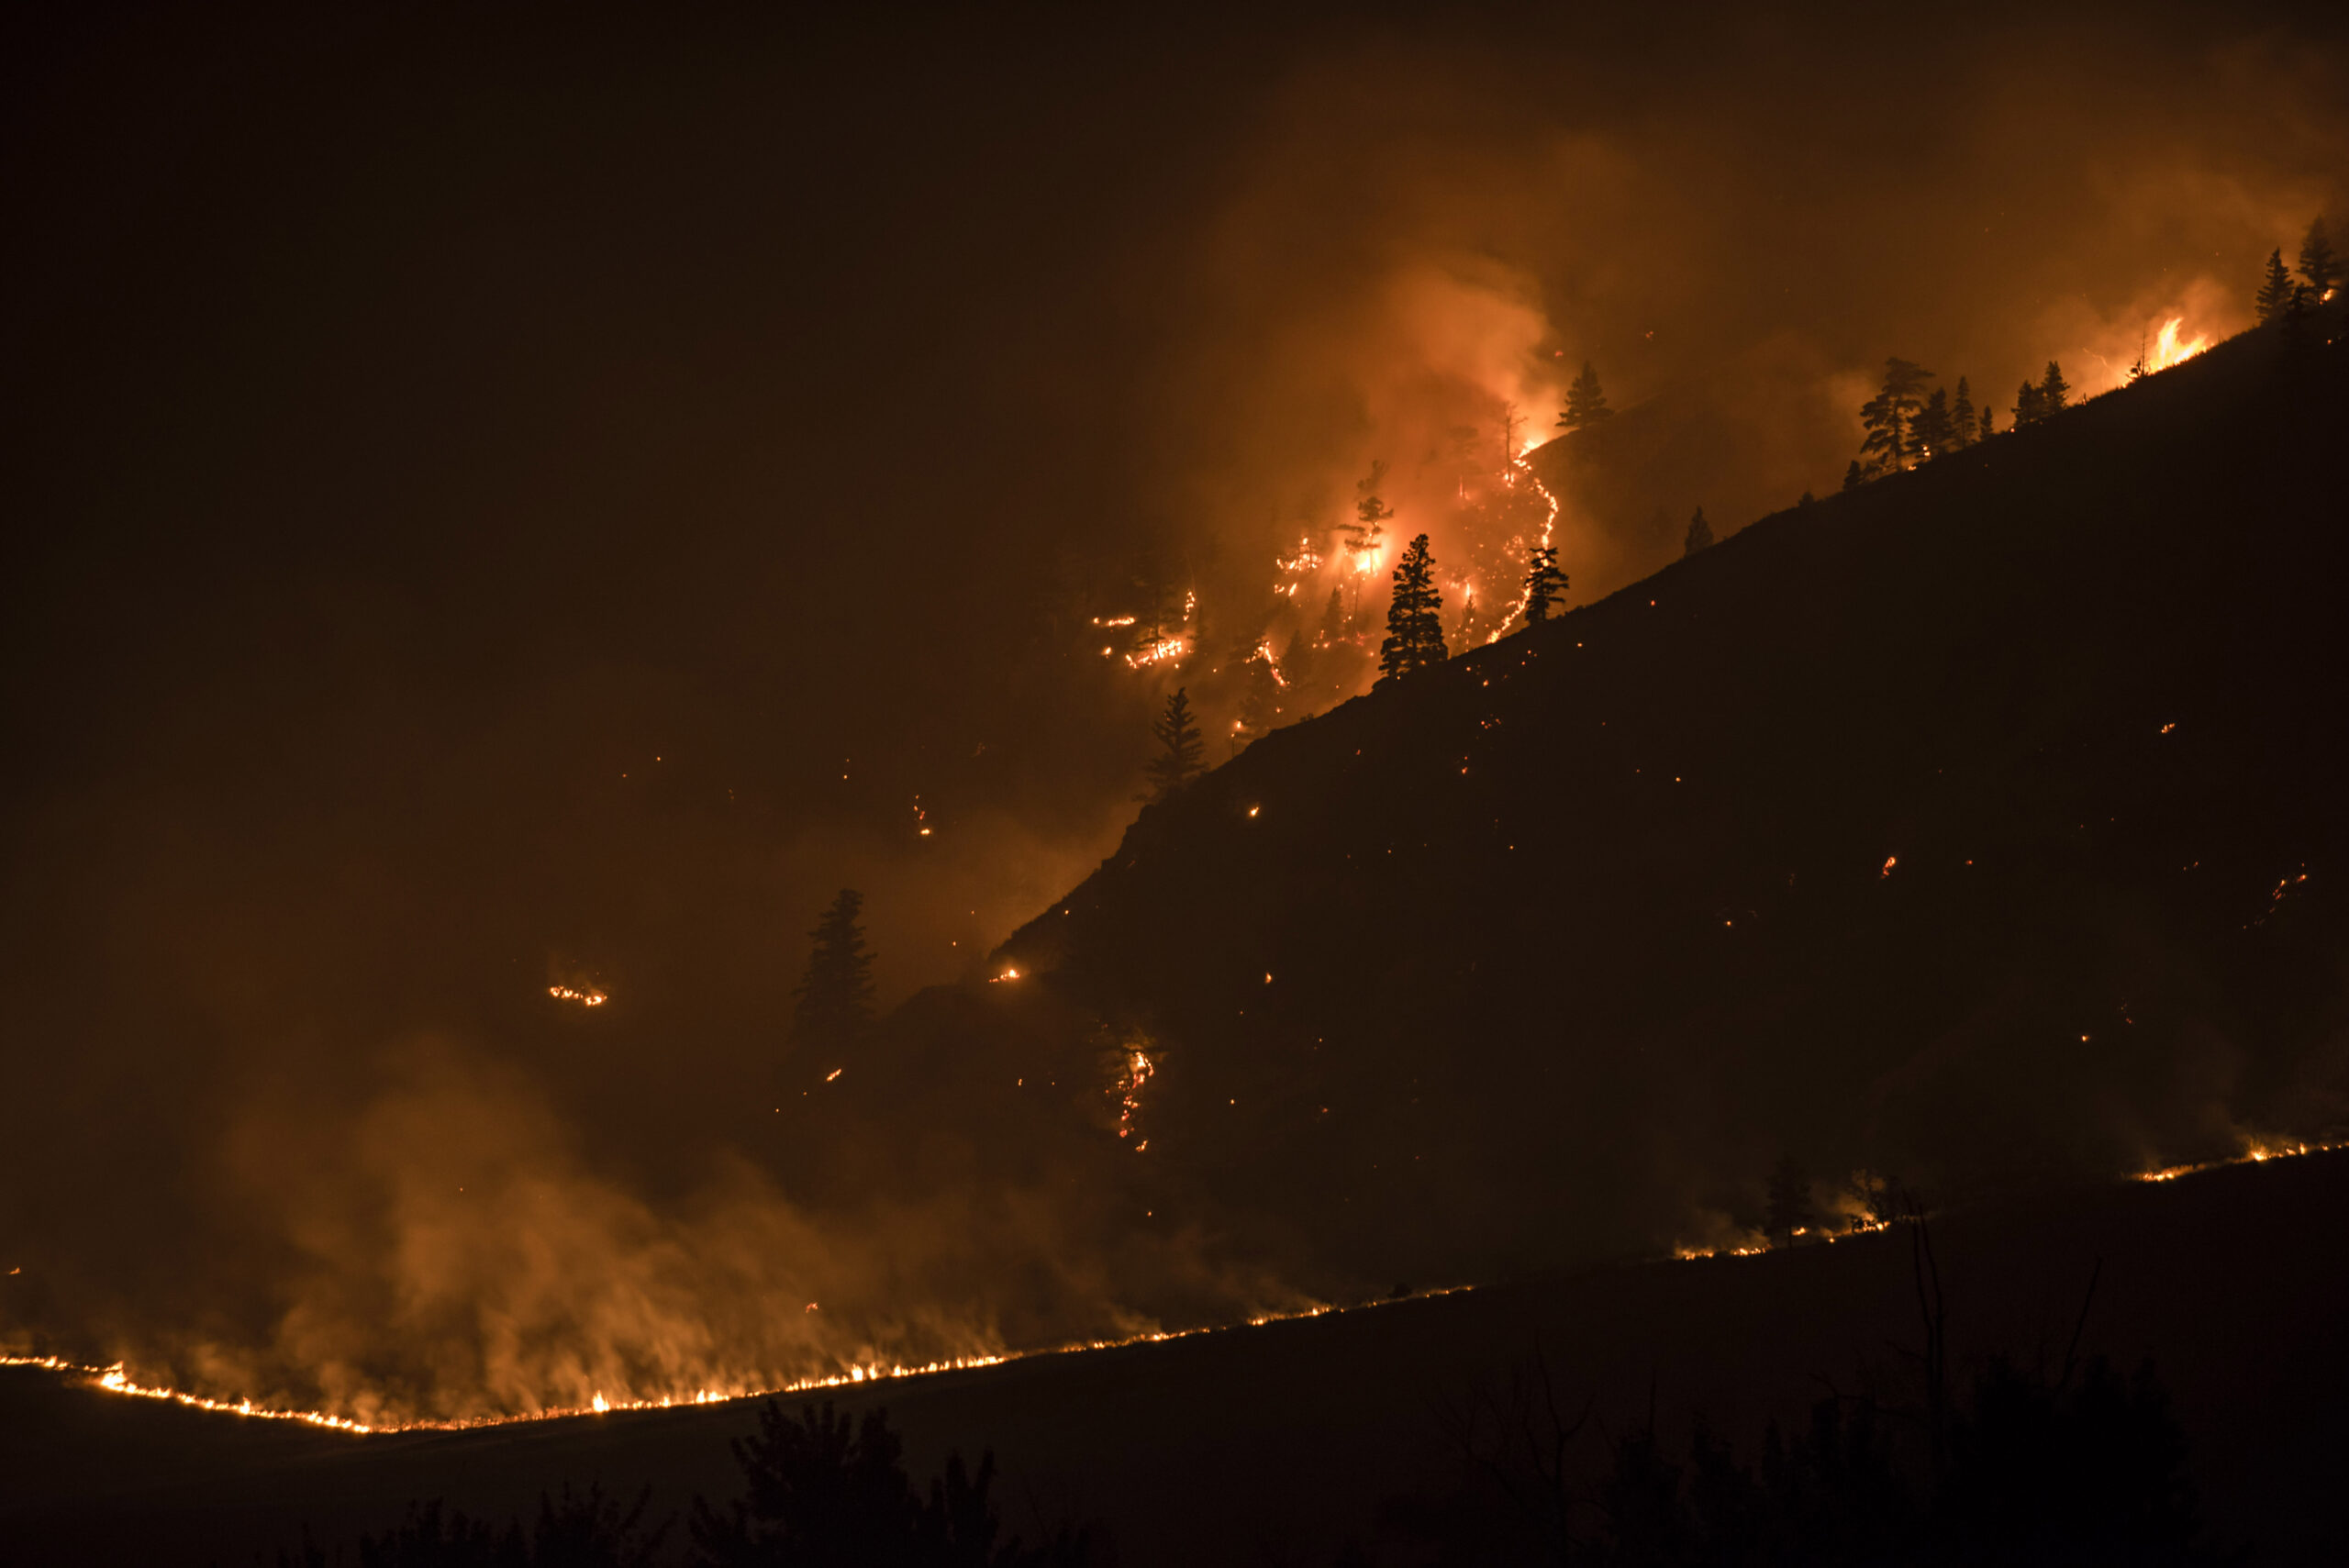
[{"xmin": 688, "ymin": 1399, "xmax": 1105, "ymax": 1568}]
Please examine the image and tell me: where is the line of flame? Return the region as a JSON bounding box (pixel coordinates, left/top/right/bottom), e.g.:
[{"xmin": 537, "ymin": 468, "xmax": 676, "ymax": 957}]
[{"xmin": 0, "ymin": 1289, "xmax": 1471, "ymax": 1436}]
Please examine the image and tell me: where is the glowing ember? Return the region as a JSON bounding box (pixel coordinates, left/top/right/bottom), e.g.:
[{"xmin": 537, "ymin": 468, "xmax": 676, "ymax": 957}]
[{"xmin": 548, "ymin": 986, "xmax": 606, "ymax": 1006}]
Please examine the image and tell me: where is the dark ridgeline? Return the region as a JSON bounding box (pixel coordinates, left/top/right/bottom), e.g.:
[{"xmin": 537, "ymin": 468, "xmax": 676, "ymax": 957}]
[{"xmin": 982, "ymin": 304, "xmax": 2349, "ymax": 1293}]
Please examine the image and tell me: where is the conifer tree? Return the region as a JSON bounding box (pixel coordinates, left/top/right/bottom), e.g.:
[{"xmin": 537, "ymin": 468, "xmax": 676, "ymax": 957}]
[
  {"xmin": 1318, "ymin": 585, "xmax": 1349, "ymax": 643},
  {"xmin": 1521, "ymin": 546, "xmax": 1567, "ymax": 626},
  {"xmin": 1912, "ymin": 386, "xmax": 1954, "ymax": 458},
  {"xmin": 2299, "ymin": 217, "xmax": 2339, "ymax": 302},
  {"xmin": 1976, "ymin": 401, "xmax": 1995, "ymax": 438},
  {"xmin": 1141, "ymin": 687, "xmax": 1205, "ymax": 802},
  {"xmin": 1340, "ymin": 462, "xmax": 1394, "ymax": 601},
  {"xmin": 790, "ymin": 890, "xmax": 875, "ymax": 1051},
  {"xmin": 2255, "ymin": 249, "xmax": 2296, "ymax": 323},
  {"xmin": 1377, "ymin": 534, "xmax": 1448, "ymax": 684},
  {"xmin": 1843, "ymin": 459, "xmax": 1865, "ymax": 493},
  {"xmin": 1950, "ymin": 377, "xmax": 1976, "ymax": 448},
  {"xmin": 2039, "ymin": 361, "xmax": 2070, "ymax": 412},
  {"xmin": 2013, "ymin": 380, "xmax": 2044, "ymax": 427},
  {"xmin": 1557, "ymin": 361, "xmax": 1613, "ymax": 430},
  {"xmin": 1858, "ymin": 358, "xmax": 1935, "ymax": 474},
  {"xmin": 1683, "ymin": 507, "xmax": 1713, "ymax": 556}
]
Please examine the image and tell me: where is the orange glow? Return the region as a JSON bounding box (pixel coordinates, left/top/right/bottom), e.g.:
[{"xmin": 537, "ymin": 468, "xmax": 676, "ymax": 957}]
[{"xmin": 548, "ymin": 985, "xmax": 606, "ymax": 1006}]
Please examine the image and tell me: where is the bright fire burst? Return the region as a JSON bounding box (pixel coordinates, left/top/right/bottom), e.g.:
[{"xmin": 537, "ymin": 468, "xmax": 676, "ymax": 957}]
[
  {"xmin": 2139, "ymin": 316, "xmax": 2211, "ymax": 375},
  {"xmin": 548, "ymin": 986, "xmax": 606, "ymax": 1006}
]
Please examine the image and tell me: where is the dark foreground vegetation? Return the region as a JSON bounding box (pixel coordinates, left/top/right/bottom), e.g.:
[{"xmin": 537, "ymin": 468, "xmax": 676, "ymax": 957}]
[{"xmin": 4, "ymin": 1149, "xmax": 2343, "ymax": 1564}]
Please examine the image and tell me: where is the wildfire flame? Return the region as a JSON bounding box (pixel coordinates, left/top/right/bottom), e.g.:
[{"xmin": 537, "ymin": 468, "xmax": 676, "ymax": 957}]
[{"xmin": 548, "ymin": 986, "xmax": 606, "ymax": 1006}]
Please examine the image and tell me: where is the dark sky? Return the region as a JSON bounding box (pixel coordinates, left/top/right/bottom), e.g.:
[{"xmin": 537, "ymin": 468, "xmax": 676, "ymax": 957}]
[{"xmin": 3, "ymin": 4, "xmax": 2343, "ymax": 1413}]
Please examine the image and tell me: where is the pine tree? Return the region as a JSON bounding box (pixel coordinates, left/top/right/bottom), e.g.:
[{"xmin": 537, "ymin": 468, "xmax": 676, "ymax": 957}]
[
  {"xmin": 1340, "ymin": 462, "xmax": 1394, "ymax": 588},
  {"xmin": 1557, "ymin": 361, "xmax": 1613, "ymax": 430},
  {"xmin": 2013, "ymin": 380, "xmax": 2044, "ymax": 427},
  {"xmin": 790, "ymin": 890, "xmax": 875, "ymax": 1051},
  {"xmin": 1141, "ymin": 686, "xmax": 1205, "ymax": 802},
  {"xmin": 2039, "ymin": 361, "xmax": 2070, "ymax": 412},
  {"xmin": 1858, "ymin": 358, "xmax": 1936, "ymax": 474},
  {"xmin": 2299, "ymin": 217, "xmax": 2340, "ymax": 302},
  {"xmin": 1950, "ymin": 377, "xmax": 1976, "ymax": 448},
  {"xmin": 1912, "ymin": 386, "xmax": 1954, "ymax": 459},
  {"xmin": 1683, "ymin": 507, "xmax": 1713, "ymax": 556},
  {"xmin": 1521, "ymin": 546, "xmax": 1567, "ymax": 626},
  {"xmin": 1378, "ymin": 534, "xmax": 1447, "ymax": 684},
  {"xmin": 1976, "ymin": 401, "xmax": 1995, "ymax": 438},
  {"xmin": 1843, "ymin": 459, "xmax": 1865, "ymax": 492},
  {"xmin": 1318, "ymin": 585, "xmax": 1349, "ymax": 643},
  {"xmin": 2255, "ymin": 248, "xmax": 2295, "ymax": 323}
]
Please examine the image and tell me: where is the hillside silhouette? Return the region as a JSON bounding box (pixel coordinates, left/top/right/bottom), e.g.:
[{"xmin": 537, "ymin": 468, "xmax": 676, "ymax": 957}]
[{"xmin": 918, "ymin": 312, "xmax": 2349, "ymax": 1295}]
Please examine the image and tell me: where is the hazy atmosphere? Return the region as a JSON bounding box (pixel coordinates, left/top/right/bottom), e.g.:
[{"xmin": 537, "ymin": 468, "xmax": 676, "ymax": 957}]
[{"xmin": 6, "ymin": 4, "xmax": 2347, "ymax": 1512}]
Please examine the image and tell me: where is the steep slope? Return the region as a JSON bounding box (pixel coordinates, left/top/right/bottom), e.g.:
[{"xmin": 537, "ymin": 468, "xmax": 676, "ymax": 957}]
[{"xmin": 980, "ymin": 316, "xmax": 2349, "ymax": 1290}]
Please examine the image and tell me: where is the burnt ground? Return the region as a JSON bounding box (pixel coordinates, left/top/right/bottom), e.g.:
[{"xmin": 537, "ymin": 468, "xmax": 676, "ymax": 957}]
[{"xmin": 5, "ymin": 1148, "xmax": 2345, "ymax": 1563}]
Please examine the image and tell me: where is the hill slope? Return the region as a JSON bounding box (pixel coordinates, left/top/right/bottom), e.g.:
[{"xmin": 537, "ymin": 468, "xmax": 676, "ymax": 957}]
[{"xmin": 974, "ymin": 315, "xmax": 2349, "ymax": 1291}]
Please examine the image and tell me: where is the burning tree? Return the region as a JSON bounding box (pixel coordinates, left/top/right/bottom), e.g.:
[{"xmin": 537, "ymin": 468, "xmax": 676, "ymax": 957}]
[
  {"xmin": 2298, "ymin": 216, "xmax": 2339, "ymax": 303},
  {"xmin": 1141, "ymin": 686, "xmax": 1205, "ymax": 802},
  {"xmin": 1520, "ymin": 546, "xmax": 1567, "ymax": 626},
  {"xmin": 1913, "ymin": 386, "xmax": 1954, "ymax": 458},
  {"xmin": 1340, "ymin": 461, "xmax": 1395, "ymax": 595},
  {"xmin": 790, "ymin": 890, "xmax": 875, "ymax": 1051},
  {"xmin": 1378, "ymin": 535, "xmax": 1448, "ymax": 684},
  {"xmin": 1683, "ymin": 507, "xmax": 1713, "ymax": 557},
  {"xmin": 1557, "ymin": 360, "xmax": 1613, "ymax": 430}
]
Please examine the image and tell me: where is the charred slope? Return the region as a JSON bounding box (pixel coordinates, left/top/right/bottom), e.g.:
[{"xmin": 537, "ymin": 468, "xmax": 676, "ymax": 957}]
[{"xmin": 988, "ymin": 317, "xmax": 2349, "ymax": 1289}]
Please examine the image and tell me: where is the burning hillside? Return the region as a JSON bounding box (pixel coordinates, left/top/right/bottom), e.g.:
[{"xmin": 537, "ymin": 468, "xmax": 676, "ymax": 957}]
[{"xmin": 994, "ymin": 307, "xmax": 2349, "ymax": 1290}]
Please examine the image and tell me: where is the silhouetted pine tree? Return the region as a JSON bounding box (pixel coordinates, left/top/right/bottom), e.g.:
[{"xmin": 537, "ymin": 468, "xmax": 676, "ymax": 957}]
[
  {"xmin": 1521, "ymin": 546, "xmax": 1567, "ymax": 626},
  {"xmin": 2013, "ymin": 380, "xmax": 2045, "ymax": 427},
  {"xmin": 790, "ymin": 891, "xmax": 875, "ymax": 1051},
  {"xmin": 1843, "ymin": 459, "xmax": 1865, "ymax": 492},
  {"xmin": 1683, "ymin": 507, "xmax": 1713, "ymax": 556},
  {"xmin": 1141, "ymin": 687, "xmax": 1205, "ymax": 802},
  {"xmin": 1558, "ymin": 361, "xmax": 1613, "ymax": 430},
  {"xmin": 1913, "ymin": 386, "xmax": 1954, "ymax": 458},
  {"xmin": 1976, "ymin": 401, "xmax": 1995, "ymax": 437},
  {"xmin": 1378, "ymin": 534, "xmax": 1448, "ymax": 684},
  {"xmin": 2256, "ymin": 248, "xmax": 2296, "ymax": 322},
  {"xmin": 2040, "ymin": 361, "xmax": 2071, "ymax": 412},
  {"xmin": 2299, "ymin": 216, "xmax": 2339, "ymax": 302},
  {"xmin": 1858, "ymin": 358, "xmax": 1936, "ymax": 474},
  {"xmin": 1950, "ymin": 377, "xmax": 1976, "ymax": 448},
  {"xmin": 1765, "ymin": 1155, "xmax": 1814, "ymax": 1248}
]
